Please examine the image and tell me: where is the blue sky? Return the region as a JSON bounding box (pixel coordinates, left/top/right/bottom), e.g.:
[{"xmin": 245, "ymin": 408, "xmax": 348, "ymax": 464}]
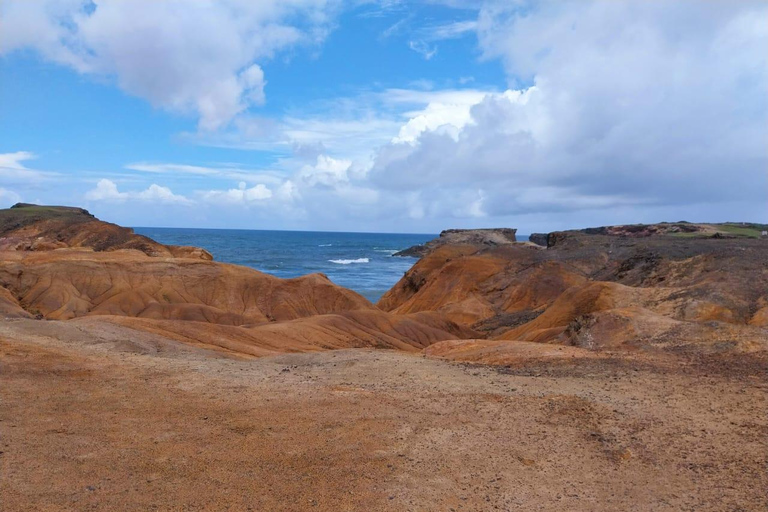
[{"xmin": 1, "ymin": 1, "xmax": 766, "ymax": 232}]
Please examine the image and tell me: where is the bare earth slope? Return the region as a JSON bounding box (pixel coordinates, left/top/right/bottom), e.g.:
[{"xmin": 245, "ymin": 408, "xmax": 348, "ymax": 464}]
[
  {"xmin": 1, "ymin": 320, "xmax": 765, "ymax": 511},
  {"xmin": 1, "ymin": 207, "xmax": 766, "ymax": 511},
  {"xmin": 0, "ymin": 205, "xmax": 467, "ymax": 355},
  {"xmin": 0, "ymin": 249, "xmax": 463, "ymax": 355},
  {"xmin": 379, "ymin": 227, "xmax": 768, "ymax": 361},
  {"xmin": 0, "ymin": 203, "xmax": 211, "ymax": 259}
]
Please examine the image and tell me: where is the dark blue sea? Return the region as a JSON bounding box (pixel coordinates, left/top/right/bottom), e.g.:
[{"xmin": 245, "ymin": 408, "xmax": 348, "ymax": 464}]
[{"xmin": 134, "ymin": 228, "xmax": 435, "ymax": 303}]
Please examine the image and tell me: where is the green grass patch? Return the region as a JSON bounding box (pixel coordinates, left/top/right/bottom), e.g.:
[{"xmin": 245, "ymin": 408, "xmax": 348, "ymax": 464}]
[
  {"xmin": 0, "ymin": 204, "xmax": 91, "ymax": 220},
  {"xmin": 717, "ymin": 224, "xmax": 764, "ymax": 238},
  {"xmin": 668, "ymin": 232, "xmax": 708, "ymax": 238}
]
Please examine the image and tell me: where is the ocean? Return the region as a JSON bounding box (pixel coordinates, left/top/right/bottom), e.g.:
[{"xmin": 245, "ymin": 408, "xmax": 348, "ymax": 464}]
[{"xmin": 134, "ymin": 227, "xmax": 436, "ymax": 303}]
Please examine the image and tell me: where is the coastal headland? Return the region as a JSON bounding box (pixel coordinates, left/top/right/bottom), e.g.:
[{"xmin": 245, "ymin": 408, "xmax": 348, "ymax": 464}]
[{"xmin": 1, "ymin": 203, "xmax": 766, "ymax": 511}]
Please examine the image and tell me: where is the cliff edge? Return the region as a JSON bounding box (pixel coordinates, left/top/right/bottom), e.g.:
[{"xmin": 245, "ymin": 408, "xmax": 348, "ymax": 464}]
[
  {"xmin": 380, "ymin": 222, "xmax": 768, "ymax": 362},
  {"xmin": 0, "ymin": 203, "xmax": 212, "ymax": 259},
  {"xmin": 0, "ymin": 204, "xmax": 465, "ymax": 355},
  {"xmin": 394, "ymin": 228, "xmax": 518, "ymax": 257}
]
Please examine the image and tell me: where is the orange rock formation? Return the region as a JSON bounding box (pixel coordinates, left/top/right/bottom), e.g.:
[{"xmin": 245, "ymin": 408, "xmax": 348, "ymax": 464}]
[
  {"xmin": 0, "ymin": 204, "xmax": 465, "ymax": 355},
  {"xmin": 380, "ymin": 228, "xmax": 768, "ymax": 362},
  {"xmin": 1, "ymin": 204, "xmax": 766, "ymax": 362}
]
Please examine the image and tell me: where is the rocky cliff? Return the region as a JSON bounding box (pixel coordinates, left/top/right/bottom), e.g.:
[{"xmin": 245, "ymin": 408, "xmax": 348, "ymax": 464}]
[
  {"xmin": 3, "ymin": 210, "xmax": 766, "ymax": 511},
  {"xmin": 0, "ymin": 205, "xmax": 471, "ymax": 356},
  {"xmin": 2, "ymin": 207, "xmax": 766, "ymax": 362},
  {"xmin": 0, "ymin": 203, "xmax": 212, "ymax": 259},
  {"xmin": 393, "ymin": 228, "xmax": 518, "ymax": 257},
  {"xmin": 379, "ymin": 224, "xmax": 768, "ymax": 362}
]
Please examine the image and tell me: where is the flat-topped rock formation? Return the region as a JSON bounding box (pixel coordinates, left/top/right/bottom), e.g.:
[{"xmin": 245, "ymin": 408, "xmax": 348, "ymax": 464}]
[
  {"xmin": 530, "ymin": 221, "xmax": 768, "ymax": 248},
  {"xmin": 0, "ymin": 203, "xmax": 211, "ymax": 259},
  {"xmin": 394, "ymin": 228, "xmax": 518, "ymax": 257}
]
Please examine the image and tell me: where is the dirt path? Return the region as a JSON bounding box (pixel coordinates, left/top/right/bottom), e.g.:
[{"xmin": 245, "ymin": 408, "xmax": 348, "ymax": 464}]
[{"xmin": 1, "ymin": 319, "xmax": 766, "ymax": 511}]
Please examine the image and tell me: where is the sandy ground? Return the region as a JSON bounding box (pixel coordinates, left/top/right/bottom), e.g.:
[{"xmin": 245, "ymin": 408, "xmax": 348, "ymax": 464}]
[{"xmin": 1, "ymin": 318, "xmax": 766, "ymax": 511}]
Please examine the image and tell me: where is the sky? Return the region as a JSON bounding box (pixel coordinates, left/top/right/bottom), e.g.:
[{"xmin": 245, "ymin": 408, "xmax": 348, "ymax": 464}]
[{"xmin": 1, "ymin": 0, "xmax": 766, "ymax": 233}]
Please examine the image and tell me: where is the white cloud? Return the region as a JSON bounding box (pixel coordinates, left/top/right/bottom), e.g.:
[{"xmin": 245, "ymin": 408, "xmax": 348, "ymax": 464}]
[
  {"xmin": 127, "ymin": 163, "xmax": 220, "ymax": 176},
  {"xmin": 85, "ymin": 179, "xmax": 191, "ymax": 204},
  {"xmin": 125, "ymin": 162, "xmax": 287, "ymax": 185},
  {"xmin": 0, "ymin": 0, "xmax": 338, "ymax": 130},
  {"xmin": 8, "ymin": 1, "xmax": 764, "ymax": 232},
  {"xmin": 420, "ymin": 20, "xmax": 477, "ymax": 41},
  {"xmin": 202, "ymin": 182, "xmax": 273, "ymax": 205},
  {"xmin": 197, "ymin": 152, "xmax": 377, "ymax": 214},
  {"xmin": 136, "ymin": 184, "xmax": 192, "ymax": 204},
  {"xmin": 381, "ymin": 16, "xmax": 411, "ymax": 39},
  {"xmin": 405, "ymin": 18, "xmax": 477, "ymax": 61},
  {"xmin": 392, "ymin": 89, "xmax": 496, "ymax": 143},
  {"xmin": 81, "ymin": 0, "xmax": 768, "ymax": 232},
  {"xmin": 297, "ymin": 155, "xmax": 352, "ymax": 186},
  {"xmin": 191, "ymin": 87, "xmax": 498, "ymax": 164},
  {"xmin": 367, "ymin": 1, "xmax": 768, "ymax": 220},
  {"xmin": 408, "ymin": 40, "xmax": 437, "ymax": 60},
  {"xmin": 275, "ymin": 180, "xmax": 300, "ymax": 203},
  {"xmin": 0, "ymin": 151, "xmax": 35, "ymax": 170},
  {"xmin": 0, "ymin": 151, "xmax": 59, "ymax": 183},
  {"xmin": 85, "ymin": 179, "xmax": 125, "ymax": 201}
]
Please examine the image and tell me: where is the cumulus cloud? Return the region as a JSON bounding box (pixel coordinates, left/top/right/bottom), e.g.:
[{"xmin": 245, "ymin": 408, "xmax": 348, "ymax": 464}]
[
  {"xmin": 297, "ymin": 155, "xmax": 353, "ymax": 186},
  {"xmin": 194, "ymin": 150, "xmax": 381, "ymax": 225},
  {"xmin": 392, "ymin": 89, "xmax": 492, "ymax": 143},
  {"xmin": 202, "ymin": 182, "xmax": 273, "ymax": 205},
  {"xmin": 85, "ymin": 179, "xmax": 191, "ymax": 204},
  {"xmin": 368, "ymin": 0, "xmax": 768, "ymax": 220},
  {"xmin": 0, "ymin": 0, "xmax": 338, "ymax": 130},
  {"xmin": 194, "ymin": 87, "xmax": 498, "ymax": 163},
  {"xmin": 10, "ymin": 1, "xmax": 763, "ymax": 231},
  {"xmin": 199, "ymin": 152, "xmax": 377, "ymax": 210}
]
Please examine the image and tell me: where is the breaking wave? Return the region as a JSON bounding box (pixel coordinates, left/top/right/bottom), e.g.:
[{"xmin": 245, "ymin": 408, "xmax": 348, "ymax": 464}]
[{"xmin": 328, "ymin": 258, "xmax": 369, "ymax": 265}]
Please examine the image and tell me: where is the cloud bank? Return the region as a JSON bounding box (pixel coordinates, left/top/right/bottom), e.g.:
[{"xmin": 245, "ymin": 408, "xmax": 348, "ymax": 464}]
[
  {"xmin": 368, "ymin": 0, "xmax": 768, "ymax": 222},
  {"xmin": 3, "ymin": 1, "xmax": 766, "ymax": 231},
  {"xmin": 85, "ymin": 179, "xmax": 191, "ymax": 204},
  {"xmin": 1, "ymin": 0, "xmax": 338, "ymax": 130}
]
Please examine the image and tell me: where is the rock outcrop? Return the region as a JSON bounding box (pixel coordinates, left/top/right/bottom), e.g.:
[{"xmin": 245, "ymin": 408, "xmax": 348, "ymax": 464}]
[
  {"xmin": 393, "ymin": 228, "xmax": 518, "ymax": 257},
  {"xmin": 0, "ymin": 248, "xmax": 465, "ymax": 355},
  {"xmin": 380, "ymin": 224, "xmax": 768, "ymax": 362},
  {"xmin": 2, "ymin": 206, "xmax": 766, "ymax": 362},
  {"xmin": 0, "ymin": 205, "xmax": 469, "ymax": 356},
  {"xmin": 0, "ymin": 203, "xmax": 212, "ymax": 260},
  {"xmin": 528, "ymin": 233, "xmax": 548, "ymax": 247}
]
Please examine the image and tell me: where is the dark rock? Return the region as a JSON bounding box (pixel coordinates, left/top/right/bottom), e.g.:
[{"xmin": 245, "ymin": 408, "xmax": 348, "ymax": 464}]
[
  {"xmin": 394, "ymin": 228, "xmax": 518, "ymax": 258},
  {"xmin": 529, "ymin": 233, "xmax": 549, "ymax": 247}
]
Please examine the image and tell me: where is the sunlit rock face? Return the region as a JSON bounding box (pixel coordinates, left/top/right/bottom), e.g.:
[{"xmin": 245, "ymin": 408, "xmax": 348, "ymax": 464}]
[{"xmin": 380, "ymin": 223, "xmax": 768, "ymax": 362}]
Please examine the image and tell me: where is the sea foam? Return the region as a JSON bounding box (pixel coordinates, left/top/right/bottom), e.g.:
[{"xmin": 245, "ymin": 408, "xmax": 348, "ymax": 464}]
[{"xmin": 329, "ymin": 258, "xmax": 369, "ymax": 265}]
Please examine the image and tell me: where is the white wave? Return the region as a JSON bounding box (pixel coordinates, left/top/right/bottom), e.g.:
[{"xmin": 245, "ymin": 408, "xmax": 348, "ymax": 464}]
[
  {"xmin": 318, "ymin": 243, "xmax": 333, "ymax": 247},
  {"xmin": 328, "ymin": 258, "xmax": 369, "ymax": 265},
  {"xmin": 374, "ymin": 249, "xmax": 398, "ymax": 254}
]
